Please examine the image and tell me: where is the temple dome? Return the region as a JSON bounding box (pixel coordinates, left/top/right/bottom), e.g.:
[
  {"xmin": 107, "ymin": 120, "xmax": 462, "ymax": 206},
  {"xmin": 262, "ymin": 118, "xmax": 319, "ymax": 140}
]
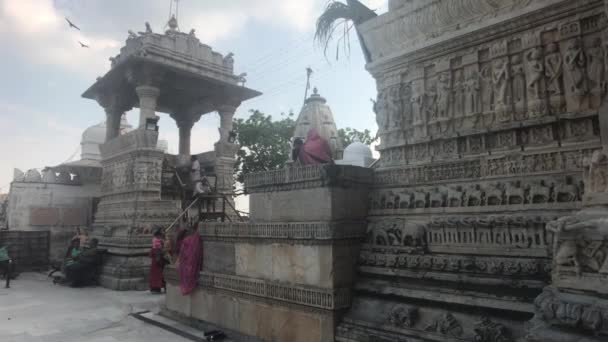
[
  {"xmin": 337, "ymin": 139, "xmax": 374, "ymax": 167},
  {"xmin": 293, "ymin": 87, "xmax": 343, "ymax": 158},
  {"xmin": 344, "ymin": 139, "xmax": 373, "ymax": 160},
  {"xmin": 81, "ymin": 114, "xmax": 133, "ymax": 161}
]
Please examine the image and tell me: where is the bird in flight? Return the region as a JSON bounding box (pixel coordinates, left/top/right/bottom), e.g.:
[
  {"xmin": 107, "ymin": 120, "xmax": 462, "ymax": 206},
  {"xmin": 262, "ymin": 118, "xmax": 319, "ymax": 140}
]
[
  {"xmin": 78, "ymin": 41, "xmax": 89, "ymax": 48},
  {"xmin": 65, "ymin": 17, "xmax": 80, "ymax": 30}
]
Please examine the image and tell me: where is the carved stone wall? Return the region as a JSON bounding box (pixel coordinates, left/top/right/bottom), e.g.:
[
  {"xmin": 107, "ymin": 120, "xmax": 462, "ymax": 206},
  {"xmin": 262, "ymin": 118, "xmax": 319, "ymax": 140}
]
[
  {"xmin": 92, "ymin": 130, "xmax": 180, "ymax": 290},
  {"xmin": 341, "ymin": 1, "xmax": 608, "ymax": 341}
]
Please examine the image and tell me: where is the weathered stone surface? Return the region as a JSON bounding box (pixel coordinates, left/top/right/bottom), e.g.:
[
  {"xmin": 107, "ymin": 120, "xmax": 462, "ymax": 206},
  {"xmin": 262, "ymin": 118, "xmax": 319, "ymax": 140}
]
[{"xmin": 203, "ymin": 241, "xmax": 236, "ymax": 274}]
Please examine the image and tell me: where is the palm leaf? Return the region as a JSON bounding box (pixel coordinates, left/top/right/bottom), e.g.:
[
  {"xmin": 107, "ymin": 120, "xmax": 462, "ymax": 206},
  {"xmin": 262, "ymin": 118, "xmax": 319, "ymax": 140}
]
[{"xmin": 314, "ymin": 0, "xmax": 377, "ymax": 61}]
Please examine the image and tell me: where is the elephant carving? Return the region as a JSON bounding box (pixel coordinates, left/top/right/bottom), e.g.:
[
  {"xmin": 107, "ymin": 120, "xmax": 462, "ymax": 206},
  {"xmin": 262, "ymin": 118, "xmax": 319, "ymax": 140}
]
[
  {"xmin": 505, "ymin": 181, "xmax": 525, "ymax": 205},
  {"xmin": 485, "ymin": 183, "xmax": 504, "ymax": 206},
  {"xmin": 526, "ymin": 180, "xmax": 553, "ymax": 204}
]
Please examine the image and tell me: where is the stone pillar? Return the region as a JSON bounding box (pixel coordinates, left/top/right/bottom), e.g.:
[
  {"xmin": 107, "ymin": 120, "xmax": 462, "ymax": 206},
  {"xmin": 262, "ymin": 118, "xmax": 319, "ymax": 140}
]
[
  {"xmin": 135, "ymin": 86, "xmax": 160, "ymax": 128},
  {"xmin": 218, "ymin": 105, "xmax": 237, "ymax": 143},
  {"xmin": 176, "ymin": 119, "xmax": 195, "ymax": 156},
  {"xmin": 105, "ymin": 109, "xmax": 122, "ymax": 141},
  {"xmin": 95, "ymin": 91, "xmax": 131, "ymax": 142}
]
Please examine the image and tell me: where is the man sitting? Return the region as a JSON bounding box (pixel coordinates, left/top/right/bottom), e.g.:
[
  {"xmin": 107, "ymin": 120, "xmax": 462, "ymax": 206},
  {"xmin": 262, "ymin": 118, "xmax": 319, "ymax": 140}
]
[{"xmin": 64, "ymin": 238, "xmax": 102, "ymax": 287}]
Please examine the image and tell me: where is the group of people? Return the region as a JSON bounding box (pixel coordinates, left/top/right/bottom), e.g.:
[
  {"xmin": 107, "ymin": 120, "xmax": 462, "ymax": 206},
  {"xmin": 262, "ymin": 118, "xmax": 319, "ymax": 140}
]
[
  {"xmin": 53, "ymin": 230, "xmax": 102, "ymax": 287},
  {"xmin": 291, "ymin": 129, "xmax": 334, "ymax": 165},
  {"xmin": 148, "ymin": 224, "xmax": 202, "ymax": 295}
]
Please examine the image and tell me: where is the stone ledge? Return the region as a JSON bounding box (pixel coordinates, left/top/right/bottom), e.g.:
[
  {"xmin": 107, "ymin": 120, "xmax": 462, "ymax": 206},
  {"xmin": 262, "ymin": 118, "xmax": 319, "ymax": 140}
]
[
  {"xmin": 244, "ymin": 165, "xmax": 373, "ymax": 193},
  {"xmin": 200, "ymin": 221, "xmax": 367, "ymax": 242},
  {"xmin": 165, "ymin": 269, "xmax": 352, "ymax": 311}
]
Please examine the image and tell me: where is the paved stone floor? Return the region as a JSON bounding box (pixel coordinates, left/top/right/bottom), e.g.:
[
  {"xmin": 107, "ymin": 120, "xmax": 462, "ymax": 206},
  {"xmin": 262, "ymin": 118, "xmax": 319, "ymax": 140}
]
[{"xmin": 0, "ymin": 272, "xmax": 193, "ymax": 342}]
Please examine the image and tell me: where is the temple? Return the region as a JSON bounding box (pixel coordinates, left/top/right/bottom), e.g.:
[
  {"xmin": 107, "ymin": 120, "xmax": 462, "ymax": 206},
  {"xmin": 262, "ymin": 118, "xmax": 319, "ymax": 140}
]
[
  {"xmin": 79, "ymin": 16, "xmax": 260, "ymax": 290},
  {"xmin": 162, "ymin": 0, "xmax": 608, "ymax": 341}
]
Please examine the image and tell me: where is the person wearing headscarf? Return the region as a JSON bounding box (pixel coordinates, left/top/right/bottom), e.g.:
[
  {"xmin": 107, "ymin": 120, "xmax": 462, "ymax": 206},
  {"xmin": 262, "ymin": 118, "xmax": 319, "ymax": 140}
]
[
  {"xmin": 149, "ymin": 229, "xmax": 167, "ymax": 293},
  {"xmin": 177, "ymin": 224, "xmax": 202, "ymax": 295},
  {"xmin": 298, "ymin": 129, "xmax": 333, "ymax": 165}
]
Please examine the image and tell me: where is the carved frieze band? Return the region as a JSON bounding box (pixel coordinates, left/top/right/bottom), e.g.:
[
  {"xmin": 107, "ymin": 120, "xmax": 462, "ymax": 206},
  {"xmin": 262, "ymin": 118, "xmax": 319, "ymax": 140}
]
[
  {"xmin": 359, "ymin": 250, "xmax": 550, "ymax": 279},
  {"xmin": 533, "ymin": 287, "xmax": 608, "ymax": 336},
  {"xmin": 374, "ymin": 148, "xmax": 596, "ymax": 187},
  {"xmin": 200, "ymin": 222, "xmax": 367, "ymax": 242},
  {"xmin": 244, "ymin": 165, "xmax": 373, "ymax": 193},
  {"xmin": 370, "ymin": 8, "xmax": 606, "ymax": 159},
  {"xmin": 371, "ymin": 174, "xmax": 584, "ymax": 213},
  {"xmin": 165, "ymin": 269, "xmax": 351, "ymax": 311}
]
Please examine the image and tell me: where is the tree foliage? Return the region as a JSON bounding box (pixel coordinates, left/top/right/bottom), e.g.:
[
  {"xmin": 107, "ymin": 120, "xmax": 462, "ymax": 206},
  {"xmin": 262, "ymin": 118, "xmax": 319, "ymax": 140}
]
[
  {"xmin": 337, "ymin": 127, "xmax": 376, "ymax": 148},
  {"xmin": 233, "ymin": 110, "xmax": 295, "ymax": 183},
  {"xmin": 233, "ymin": 110, "xmax": 376, "ymax": 184}
]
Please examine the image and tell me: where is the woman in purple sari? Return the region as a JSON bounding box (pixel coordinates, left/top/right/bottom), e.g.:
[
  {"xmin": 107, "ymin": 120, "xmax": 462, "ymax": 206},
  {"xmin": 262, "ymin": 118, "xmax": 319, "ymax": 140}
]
[{"xmin": 177, "ymin": 225, "xmax": 202, "ymax": 295}]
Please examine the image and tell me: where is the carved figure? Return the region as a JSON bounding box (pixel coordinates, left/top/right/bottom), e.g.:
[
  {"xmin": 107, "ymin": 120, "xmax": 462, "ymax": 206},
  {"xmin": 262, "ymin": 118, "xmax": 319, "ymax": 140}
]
[
  {"xmin": 127, "ymin": 30, "xmax": 138, "ymax": 39},
  {"xmin": 465, "ymin": 184, "xmax": 483, "ymax": 206},
  {"xmin": 480, "ymin": 65, "xmax": 494, "ymax": 113},
  {"xmin": 511, "ymin": 54, "xmax": 526, "ymax": 117},
  {"xmin": 388, "ymin": 306, "xmax": 418, "ymax": 328},
  {"xmin": 145, "ymin": 22, "xmax": 153, "ymax": 34},
  {"xmin": 555, "ymin": 177, "xmax": 579, "ymax": 202},
  {"xmin": 400, "ymin": 82, "xmax": 413, "ymax": 124},
  {"xmin": 465, "ymin": 70, "xmax": 480, "ymax": 115},
  {"xmin": 453, "ymin": 70, "xmax": 465, "ymax": 117},
  {"xmin": 389, "ymin": 84, "xmax": 403, "ymax": 129},
  {"xmin": 447, "ymin": 186, "xmax": 465, "ymax": 207},
  {"xmin": 413, "ymin": 190, "xmax": 428, "ymax": 208},
  {"xmin": 398, "ymin": 191, "xmax": 413, "ymax": 209},
  {"xmin": 411, "ymin": 85, "xmax": 424, "ymax": 124},
  {"xmin": 564, "ymin": 38, "xmax": 587, "ymax": 105},
  {"xmin": 505, "ymin": 181, "xmax": 525, "ymax": 205},
  {"xmin": 545, "ymin": 43, "xmax": 563, "ymax": 96},
  {"xmin": 373, "ymin": 90, "xmax": 389, "ymax": 132},
  {"xmin": 429, "ymin": 187, "xmax": 447, "ymax": 208},
  {"xmin": 437, "ymin": 72, "xmax": 451, "ymax": 119},
  {"xmin": 587, "ymin": 38, "xmax": 605, "ymax": 99},
  {"xmin": 526, "ymin": 180, "xmax": 553, "ymax": 204},
  {"xmin": 492, "ymin": 58, "xmax": 510, "ymax": 120},
  {"xmin": 485, "ymin": 183, "xmax": 504, "ymax": 206},
  {"xmin": 425, "ymin": 85, "xmax": 438, "ymax": 121},
  {"xmin": 473, "ymin": 318, "xmax": 511, "ymax": 342},
  {"xmin": 425, "ymin": 313, "xmax": 463, "ymax": 337},
  {"xmin": 554, "ymin": 240, "xmax": 581, "ymax": 276}
]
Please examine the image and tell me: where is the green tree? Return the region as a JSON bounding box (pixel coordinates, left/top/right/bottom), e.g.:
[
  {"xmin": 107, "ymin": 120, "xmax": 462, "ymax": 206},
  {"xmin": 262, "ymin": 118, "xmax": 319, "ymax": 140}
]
[
  {"xmin": 337, "ymin": 127, "xmax": 376, "ymax": 148},
  {"xmin": 233, "ymin": 110, "xmax": 295, "ymax": 183}
]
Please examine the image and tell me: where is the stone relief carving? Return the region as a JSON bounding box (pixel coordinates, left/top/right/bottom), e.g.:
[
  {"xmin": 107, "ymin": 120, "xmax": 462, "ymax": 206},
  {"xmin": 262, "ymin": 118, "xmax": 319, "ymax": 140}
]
[
  {"xmin": 493, "ymin": 57, "xmax": 511, "ymax": 122},
  {"xmin": 533, "ymin": 288, "xmax": 608, "ymax": 335},
  {"xmin": 387, "ymin": 305, "xmax": 418, "ymax": 329},
  {"xmin": 436, "ymin": 72, "xmax": 451, "ymax": 120},
  {"xmin": 563, "ymin": 38, "xmax": 588, "ymax": 109},
  {"xmin": 587, "ymin": 37, "xmax": 606, "ymax": 103},
  {"xmin": 370, "ymin": 177, "xmax": 582, "ymax": 210},
  {"xmin": 424, "ymin": 313, "xmax": 463, "ymax": 337},
  {"xmin": 366, "ymin": 219, "xmax": 426, "ymax": 249},
  {"xmin": 374, "ymin": 89, "xmax": 389, "ymax": 133},
  {"xmin": 524, "ymin": 47, "xmax": 546, "ymax": 117},
  {"xmin": 511, "ymin": 54, "xmax": 527, "ymax": 119},
  {"xmin": 544, "ymin": 42, "xmax": 565, "ymax": 113},
  {"xmin": 473, "ymin": 318, "xmax": 512, "ymax": 342}
]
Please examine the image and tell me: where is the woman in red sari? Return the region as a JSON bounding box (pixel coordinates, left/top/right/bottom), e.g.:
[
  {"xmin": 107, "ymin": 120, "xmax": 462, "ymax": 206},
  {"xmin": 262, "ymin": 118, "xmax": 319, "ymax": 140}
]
[
  {"xmin": 149, "ymin": 229, "xmax": 166, "ymax": 293},
  {"xmin": 177, "ymin": 224, "xmax": 202, "ymax": 295},
  {"xmin": 298, "ymin": 129, "xmax": 333, "ymax": 165}
]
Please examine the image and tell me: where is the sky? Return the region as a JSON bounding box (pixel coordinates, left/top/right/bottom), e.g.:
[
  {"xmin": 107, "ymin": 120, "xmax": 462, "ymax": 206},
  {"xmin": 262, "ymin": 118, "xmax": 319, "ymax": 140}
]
[{"xmin": 0, "ymin": 0, "xmax": 386, "ymax": 209}]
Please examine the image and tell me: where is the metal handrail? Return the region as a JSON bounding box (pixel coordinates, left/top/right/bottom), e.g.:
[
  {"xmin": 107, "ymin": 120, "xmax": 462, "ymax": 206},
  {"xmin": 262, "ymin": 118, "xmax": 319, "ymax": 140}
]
[{"xmin": 164, "ymin": 197, "xmax": 199, "ymax": 234}]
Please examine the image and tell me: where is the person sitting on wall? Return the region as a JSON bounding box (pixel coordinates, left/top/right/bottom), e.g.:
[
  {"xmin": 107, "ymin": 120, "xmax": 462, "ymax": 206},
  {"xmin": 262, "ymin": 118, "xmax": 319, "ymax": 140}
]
[
  {"xmin": 298, "ymin": 129, "xmax": 334, "ymax": 165},
  {"xmin": 49, "ymin": 236, "xmax": 82, "ymax": 279},
  {"xmin": 64, "ymin": 238, "xmax": 102, "ymax": 287},
  {"xmin": 292, "ymin": 137, "xmax": 304, "ymax": 164}
]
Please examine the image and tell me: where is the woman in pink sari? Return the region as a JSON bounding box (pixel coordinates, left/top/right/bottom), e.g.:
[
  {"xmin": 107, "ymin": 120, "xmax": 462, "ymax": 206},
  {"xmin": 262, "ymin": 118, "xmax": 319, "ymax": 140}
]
[
  {"xmin": 298, "ymin": 129, "xmax": 333, "ymax": 165},
  {"xmin": 177, "ymin": 225, "xmax": 202, "ymax": 295}
]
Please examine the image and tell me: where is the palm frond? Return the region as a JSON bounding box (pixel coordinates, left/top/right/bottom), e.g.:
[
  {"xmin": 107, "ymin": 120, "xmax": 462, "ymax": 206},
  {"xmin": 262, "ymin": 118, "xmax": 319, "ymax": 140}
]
[{"xmin": 314, "ymin": 0, "xmax": 377, "ymax": 61}]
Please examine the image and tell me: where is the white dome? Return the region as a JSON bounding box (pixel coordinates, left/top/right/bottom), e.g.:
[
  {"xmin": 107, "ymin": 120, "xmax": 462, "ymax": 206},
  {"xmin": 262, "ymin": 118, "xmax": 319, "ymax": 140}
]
[
  {"xmin": 336, "ymin": 139, "xmax": 374, "ymax": 167},
  {"xmin": 81, "ymin": 122, "xmax": 106, "ymax": 161},
  {"xmin": 80, "ymin": 114, "xmax": 133, "ymax": 161},
  {"xmin": 343, "ymin": 140, "xmax": 373, "ymax": 160}
]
